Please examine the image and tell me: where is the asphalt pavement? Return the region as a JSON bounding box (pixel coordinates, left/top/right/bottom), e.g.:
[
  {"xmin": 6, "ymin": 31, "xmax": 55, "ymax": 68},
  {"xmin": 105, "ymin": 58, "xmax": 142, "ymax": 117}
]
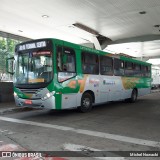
[{"xmin": 0, "ymin": 90, "xmax": 160, "ymax": 160}]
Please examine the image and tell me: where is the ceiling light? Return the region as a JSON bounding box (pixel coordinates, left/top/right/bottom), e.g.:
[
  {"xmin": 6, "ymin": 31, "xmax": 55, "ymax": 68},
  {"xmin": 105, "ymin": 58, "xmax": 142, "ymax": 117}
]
[
  {"xmin": 139, "ymin": 11, "xmax": 146, "ymax": 15},
  {"xmin": 42, "ymin": 15, "xmax": 49, "ymax": 18}
]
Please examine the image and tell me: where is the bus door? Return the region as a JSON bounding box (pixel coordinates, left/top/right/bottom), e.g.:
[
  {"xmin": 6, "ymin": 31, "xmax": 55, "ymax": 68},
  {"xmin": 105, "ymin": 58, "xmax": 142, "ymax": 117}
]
[{"xmin": 56, "ymin": 46, "xmax": 78, "ymax": 109}]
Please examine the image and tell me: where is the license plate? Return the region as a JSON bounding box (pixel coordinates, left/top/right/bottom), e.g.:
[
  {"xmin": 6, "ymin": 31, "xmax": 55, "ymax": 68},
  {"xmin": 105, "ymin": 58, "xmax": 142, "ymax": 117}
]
[{"xmin": 25, "ymin": 100, "xmax": 32, "ymax": 105}]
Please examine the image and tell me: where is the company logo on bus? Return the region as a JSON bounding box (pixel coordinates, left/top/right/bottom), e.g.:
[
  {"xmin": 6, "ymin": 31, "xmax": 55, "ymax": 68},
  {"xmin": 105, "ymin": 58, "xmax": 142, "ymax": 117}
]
[
  {"xmin": 18, "ymin": 41, "xmax": 46, "ymax": 51},
  {"xmin": 103, "ymin": 80, "xmax": 115, "ymax": 85}
]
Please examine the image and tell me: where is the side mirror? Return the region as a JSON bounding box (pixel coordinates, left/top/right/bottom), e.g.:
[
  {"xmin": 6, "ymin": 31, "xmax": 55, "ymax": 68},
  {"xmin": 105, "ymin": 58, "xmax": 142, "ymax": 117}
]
[{"xmin": 6, "ymin": 57, "xmax": 15, "ymax": 75}]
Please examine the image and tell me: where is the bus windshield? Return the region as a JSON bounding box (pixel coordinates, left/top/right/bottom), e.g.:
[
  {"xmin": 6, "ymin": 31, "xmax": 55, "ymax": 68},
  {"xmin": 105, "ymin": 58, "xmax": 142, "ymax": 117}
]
[{"xmin": 14, "ymin": 51, "xmax": 53, "ymax": 84}]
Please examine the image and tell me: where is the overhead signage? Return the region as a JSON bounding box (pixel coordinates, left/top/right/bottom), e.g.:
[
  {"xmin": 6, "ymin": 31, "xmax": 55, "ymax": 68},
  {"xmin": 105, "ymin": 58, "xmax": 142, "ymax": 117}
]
[{"xmin": 18, "ymin": 41, "xmax": 46, "ymax": 51}]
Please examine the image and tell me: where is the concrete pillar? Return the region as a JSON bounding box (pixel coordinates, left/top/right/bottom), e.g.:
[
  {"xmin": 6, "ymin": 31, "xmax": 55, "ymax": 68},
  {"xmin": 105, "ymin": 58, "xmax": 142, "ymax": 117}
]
[{"xmin": 140, "ymin": 42, "xmax": 144, "ymax": 61}]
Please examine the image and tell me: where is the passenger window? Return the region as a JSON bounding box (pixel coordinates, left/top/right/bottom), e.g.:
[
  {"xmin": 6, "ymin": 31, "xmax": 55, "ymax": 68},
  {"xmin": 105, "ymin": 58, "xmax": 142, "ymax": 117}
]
[
  {"xmin": 82, "ymin": 52, "xmax": 99, "ymax": 74},
  {"xmin": 57, "ymin": 46, "xmax": 76, "ymax": 82},
  {"xmin": 125, "ymin": 62, "xmax": 133, "ymax": 70},
  {"xmin": 146, "ymin": 66, "xmax": 151, "ymax": 77},
  {"xmin": 141, "ymin": 65, "xmax": 151, "ymax": 77},
  {"xmin": 100, "ymin": 56, "xmax": 113, "ymax": 75},
  {"xmin": 125, "ymin": 61, "xmax": 134, "ymax": 76},
  {"xmin": 134, "ymin": 64, "xmax": 141, "ymax": 71},
  {"xmin": 133, "ymin": 63, "xmax": 141, "ymax": 77},
  {"xmin": 114, "ymin": 59, "xmax": 124, "ymax": 76}
]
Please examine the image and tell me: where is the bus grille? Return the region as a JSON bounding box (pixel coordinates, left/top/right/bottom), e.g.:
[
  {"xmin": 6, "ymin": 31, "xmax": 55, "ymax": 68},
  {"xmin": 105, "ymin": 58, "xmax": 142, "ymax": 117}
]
[{"xmin": 19, "ymin": 88, "xmax": 43, "ymax": 94}]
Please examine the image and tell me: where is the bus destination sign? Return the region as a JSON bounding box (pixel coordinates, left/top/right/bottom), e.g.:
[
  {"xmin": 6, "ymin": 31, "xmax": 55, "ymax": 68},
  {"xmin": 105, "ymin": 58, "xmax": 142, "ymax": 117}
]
[{"xmin": 18, "ymin": 41, "xmax": 47, "ymax": 51}]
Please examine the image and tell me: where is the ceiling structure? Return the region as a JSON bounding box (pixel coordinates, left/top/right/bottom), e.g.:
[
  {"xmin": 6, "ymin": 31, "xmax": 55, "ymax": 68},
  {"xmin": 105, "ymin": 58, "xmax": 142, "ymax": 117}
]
[{"xmin": 1, "ymin": 0, "xmax": 160, "ymax": 64}]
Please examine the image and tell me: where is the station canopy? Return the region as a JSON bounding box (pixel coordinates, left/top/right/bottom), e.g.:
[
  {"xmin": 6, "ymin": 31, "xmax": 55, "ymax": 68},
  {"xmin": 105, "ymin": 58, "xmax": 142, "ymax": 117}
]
[{"xmin": 1, "ymin": 0, "xmax": 160, "ymax": 66}]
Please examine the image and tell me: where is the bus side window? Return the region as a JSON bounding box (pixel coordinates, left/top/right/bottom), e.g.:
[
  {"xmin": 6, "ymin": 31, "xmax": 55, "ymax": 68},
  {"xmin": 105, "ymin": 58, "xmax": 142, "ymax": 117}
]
[
  {"xmin": 147, "ymin": 66, "xmax": 151, "ymax": 77},
  {"xmin": 141, "ymin": 65, "xmax": 150, "ymax": 77},
  {"xmin": 124, "ymin": 61, "xmax": 134, "ymax": 76},
  {"xmin": 56, "ymin": 46, "xmax": 76, "ymax": 82},
  {"xmin": 57, "ymin": 46, "xmax": 76, "ymax": 73},
  {"xmin": 82, "ymin": 52, "xmax": 99, "ymax": 75},
  {"xmin": 100, "ymin": 56, "xmax": 113, "ymax": 75},
  {"xmin": 57, "ymin": 46, "xmax": 63, "ymax": 71},
  {"xmin": 63, "ymin": 47, "xmax": 76, "ymax": 73},
  {"xmin": 134, "ymin": 63, "xmax": 141, "ymax": 77},
  {"xmin": 114, "ymin": 59, "xmax": 124, "ymax": 76}
]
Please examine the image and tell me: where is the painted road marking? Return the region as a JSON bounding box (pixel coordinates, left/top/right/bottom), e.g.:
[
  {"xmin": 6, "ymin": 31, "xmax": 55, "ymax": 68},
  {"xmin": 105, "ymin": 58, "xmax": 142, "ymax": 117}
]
[
  {"xmin": 0, "ymin": 116, "xmax": 160, "ymax": 148},
  {"xmin": 63, "ymin": 143, "xmax": 126, "ymax": 160},
  {"xmin": 0, "ymin": 129, "xmax": 8, "ymax": 132},
  {"xmin": 0, "ymin": 128, "xmax": 15, "ymax": 135}
]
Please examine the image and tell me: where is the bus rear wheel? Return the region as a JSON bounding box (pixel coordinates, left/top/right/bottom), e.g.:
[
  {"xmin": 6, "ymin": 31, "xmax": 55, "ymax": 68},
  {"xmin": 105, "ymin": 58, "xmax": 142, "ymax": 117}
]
[
  {"xmin": 78, "ymin": 93, "xmax": 93, "ymax": 113},
  {"xmin": 129, "ymin": 89, "xmax": 137, "ymax": 103}
]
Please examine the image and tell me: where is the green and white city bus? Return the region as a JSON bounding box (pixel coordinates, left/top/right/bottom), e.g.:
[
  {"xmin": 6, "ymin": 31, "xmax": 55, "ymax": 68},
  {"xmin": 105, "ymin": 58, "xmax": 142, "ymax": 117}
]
[{"xmin": 7, "ymin": 38, "xmax": 152, "ymax": 112}]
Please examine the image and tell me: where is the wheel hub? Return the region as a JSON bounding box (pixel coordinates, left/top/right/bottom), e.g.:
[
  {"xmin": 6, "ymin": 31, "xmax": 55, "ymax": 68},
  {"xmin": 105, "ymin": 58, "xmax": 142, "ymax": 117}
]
[{"xmin": 83, "ymin": 98, "xmax": 90, "ymax": 108}]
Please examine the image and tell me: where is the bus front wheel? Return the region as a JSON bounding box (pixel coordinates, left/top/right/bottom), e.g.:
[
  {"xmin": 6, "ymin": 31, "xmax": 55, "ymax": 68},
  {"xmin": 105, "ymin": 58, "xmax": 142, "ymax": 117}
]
[
  {"xmin": 78, "ymin": 93, "xmax": 93, "ymax": 113},
  {"xmin": 129, "ymin": 89, "xmax": 137, "ymax": 103}
]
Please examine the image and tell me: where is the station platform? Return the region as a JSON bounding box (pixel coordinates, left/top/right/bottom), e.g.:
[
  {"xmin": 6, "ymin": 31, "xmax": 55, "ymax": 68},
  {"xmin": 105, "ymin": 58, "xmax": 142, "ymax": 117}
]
[{"xmin": 0, "ymin": 102, "xmax": 37, "ymax": 115}]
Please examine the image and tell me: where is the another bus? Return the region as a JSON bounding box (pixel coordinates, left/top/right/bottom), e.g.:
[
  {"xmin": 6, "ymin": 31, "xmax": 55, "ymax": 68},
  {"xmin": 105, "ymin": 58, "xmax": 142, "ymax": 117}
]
[
  {"xmin": 7, "ymin": 38, "xmax": 152, "ymax": 112},
  {"xmin": 151, "ymin": 66, "xmax": 160, "ymax": 89}
]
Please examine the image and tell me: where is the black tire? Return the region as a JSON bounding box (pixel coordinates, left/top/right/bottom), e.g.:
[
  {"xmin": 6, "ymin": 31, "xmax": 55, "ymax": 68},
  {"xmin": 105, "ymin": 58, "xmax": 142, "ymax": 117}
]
[
  {"xmin": 78, "ymin": 93, "xmax": 93, "ymax": 113},
  {"xmin": 129, "ymin": 89, "xmax": 137, "ymax": 103}
]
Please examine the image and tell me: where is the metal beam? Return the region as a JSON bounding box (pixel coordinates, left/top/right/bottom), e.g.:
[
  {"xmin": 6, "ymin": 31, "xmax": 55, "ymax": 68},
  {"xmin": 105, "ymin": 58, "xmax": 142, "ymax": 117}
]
[
  {"xmin": 0, "ymin": 31, "xmax": 32, "ymax": 42},
  {"xmin": 110, "ymin": 35, "xmax": 160, "ymax": 44},
  {"xmin": 142, "ymin": 55, "xmax": 160, "ymax": 59}
]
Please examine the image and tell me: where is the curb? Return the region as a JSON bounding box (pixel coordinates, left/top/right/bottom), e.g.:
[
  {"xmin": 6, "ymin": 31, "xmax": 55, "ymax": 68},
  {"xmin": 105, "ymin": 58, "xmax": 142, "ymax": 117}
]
[
  {"xmin": 151, "ymin": 89, "xmax": 160, "ymax": 93},
  {"xmin": 0, "ymin": 107, "xmax": 37, "ymax": 115}
]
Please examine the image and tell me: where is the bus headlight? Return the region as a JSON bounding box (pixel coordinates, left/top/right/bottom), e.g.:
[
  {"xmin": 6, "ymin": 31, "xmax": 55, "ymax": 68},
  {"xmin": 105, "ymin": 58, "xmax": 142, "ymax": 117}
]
[
  {"xmin": 41, "ymin": 91, "xmax": 55, "ymax": 101},
  {"xmin": 14, "ymin": 92, "xmax": 17, "ymax": 97}
]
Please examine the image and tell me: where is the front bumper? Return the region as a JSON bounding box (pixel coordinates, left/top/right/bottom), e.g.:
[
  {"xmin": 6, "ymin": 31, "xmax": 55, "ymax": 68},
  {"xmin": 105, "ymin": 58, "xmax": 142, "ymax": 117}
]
[{"xmin": 14, "ymin": 96, "xmax": 55, "ymax": 109}]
